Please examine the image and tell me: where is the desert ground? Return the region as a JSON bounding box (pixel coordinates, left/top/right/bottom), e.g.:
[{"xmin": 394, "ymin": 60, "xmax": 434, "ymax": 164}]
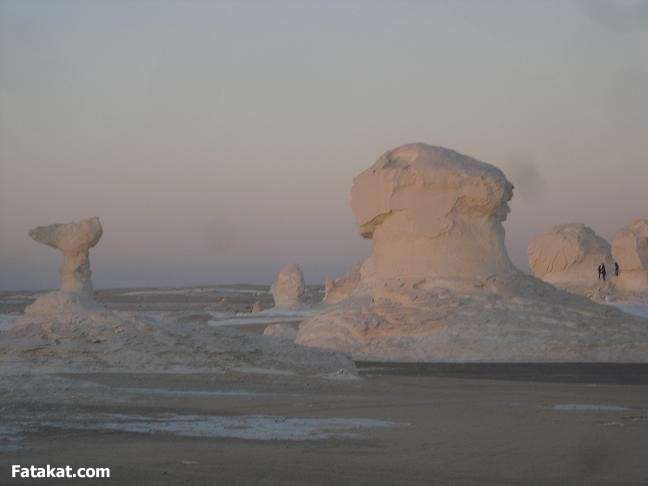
[{"xmin": 2, "ymin": 287, "xmax": 647, "ymax": 486}]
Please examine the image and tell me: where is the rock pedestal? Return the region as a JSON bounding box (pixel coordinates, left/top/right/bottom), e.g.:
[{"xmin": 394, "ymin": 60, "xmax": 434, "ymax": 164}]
[
  {"xmin": 271, "ymin": 264, "xmax": 306, "ymax": 309},
  {"xmin": 26, "ymin": 217, "xmax": 103, "ymax": 315}
]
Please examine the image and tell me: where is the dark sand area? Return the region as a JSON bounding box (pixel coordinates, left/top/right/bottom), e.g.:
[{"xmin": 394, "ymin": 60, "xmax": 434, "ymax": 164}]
[{"xmin": 2, "ymin": 365, "xmax": 648, "ymax": 485}]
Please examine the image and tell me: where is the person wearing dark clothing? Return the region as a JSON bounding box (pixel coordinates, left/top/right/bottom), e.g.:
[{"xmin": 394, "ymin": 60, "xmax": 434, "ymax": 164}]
[
  {"xmin": 615, "ymin": 261, "xmax": 620, "ymax": 277},
  {"xmin": 598, "ymin": 264, "xmax": 602, "ymax": 280},
  {"xmin": 601, "ymin": 263, "xmax": 607, "ymax": 281}
]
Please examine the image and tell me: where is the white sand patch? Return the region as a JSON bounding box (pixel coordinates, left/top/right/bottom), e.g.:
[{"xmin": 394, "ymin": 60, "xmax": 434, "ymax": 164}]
[
  {"xmin": 120, "ymin": 288, "xmax": 215, "ymax": 296},
  {"xmin": 38, "ymin": 413, "xmax": 402, "ymax": 441},
  {"xmin": 214, "ymin": 287, "xmax": 268, "ymax": 295},
  {"xmin": 208, "ymin": 317, "xmax": 301, "ymax": 327},
  {"xmin": 208, "ymin": 308, "xmax": 318, "ymax": 327},
  {"xmin": 231, "ymin": 366, "xmax": 296, "ymax": 376},
  {"xmin": 551, "ymin": 404, "xmax": 630, "ymax": 412},
  {"xmin": 323, "ymin": 369, "xmax": 363, "ymax": 381},
  {"xmin": 118, "ymin": 286, "xmax": 268, "ymax": 297}
]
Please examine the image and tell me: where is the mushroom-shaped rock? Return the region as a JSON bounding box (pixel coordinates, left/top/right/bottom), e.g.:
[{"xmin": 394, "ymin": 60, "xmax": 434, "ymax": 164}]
[
  {"xmin": 25, "ymin": 217, "xmax": 102, "ymax": 315},
  {"xmin": 29, "ymin": 217, "xmax": 103, "ymax": 294},
  {"xmin": 296, "ymin": 144, "xmax": 648, "ymax": 362},
  {"xmin": 352, "ymin": 143, "xmax": 516, "ymax": 285},
  {"xmin": 528, "ymin": 224, "xmax": 613, "ymax": 288},
  {"xmin": 271, "ymin": 264, "xmax": 305, "ymax": 309},
  {"xmin": 612, "ymin": 219, "xmax": 648, "ymax": 292},
  {"xmin": 323, "ymin": 263, "xmax": 361, "ymax": 305}
]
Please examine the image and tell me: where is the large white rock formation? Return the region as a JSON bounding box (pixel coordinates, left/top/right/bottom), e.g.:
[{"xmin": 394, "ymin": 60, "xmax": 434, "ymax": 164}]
[
  {"xmin": 528, "ymin": 224, "xmax": 613, "ymax": 289},
  {"xmin": 613, "ymin": 219, "xmax": 648, "ymax": 293},
  {"xmin": 352, "ymin": 144, "xmax": 516, "ymax": 286},
  {"xmin": 323, "ymin": 263, "xmax": 361, "ymax": 305},
  {"xmin": 271, "ymin": 264, "xmax": 306, "ymax": 309},
  {"xmin": 26, "ymin": 217, "xmax": 103, "ymax": 315},
  {"xmin": 296, "ymin": 143, "xmax": 648, "ymax": 362}
]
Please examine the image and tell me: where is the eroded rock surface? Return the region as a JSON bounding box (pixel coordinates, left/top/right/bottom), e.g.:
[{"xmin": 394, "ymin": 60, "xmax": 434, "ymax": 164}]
[
  {"xmin": 271, "ymin": 264, "xmax": 306, "ymax": 309},
  {"xmin": 528, "ymin": 224, "xmax": 613, "ymax": 289},
  {"xmin": 352, "ymin": 144, "xmax": 516, "ymax": 286},
  {"xmin": 26, "ymin": 217, "xmax": 103, "ymax": 315},
  {"xmin": 324, "ymin": 263, "xmax": 361, "ymax": 305},
  {"xmin": 613, "ymin": 219, "xmax": 648, "ymax": 292},
  {"xmin": 296, "ymin": 144, "xmax": 648, "ymax": 362}
]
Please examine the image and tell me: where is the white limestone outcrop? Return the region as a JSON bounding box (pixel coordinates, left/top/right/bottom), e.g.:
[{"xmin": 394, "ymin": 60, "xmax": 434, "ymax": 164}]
[
  {"xmin": 613, "ymin": 219, "xmax": 648, "ymax": 293},
  {"xmin": 296, "ymin": 143, "xmax": 648, "ymax": 362},
  {"xmin": 528, "ymin": 224, "xmax": 613, "ymax": 288},
  {"xmin": 323, "ymin": 263, "xmax": 361, "ymax": 305},
  {"xmin": 1, "ymin": 219, "xmax": 356, "ymax": 376},
  {"xmin": 271, "ymin": 264, "xmax": 306, "ymax": 309},
  {"xmin": 352, "ymin": 143, "xmax": 516, "ymax": 286},
  {"xmin": 26, "ymin": 217, "xmax": 103, "ymax": 315}
]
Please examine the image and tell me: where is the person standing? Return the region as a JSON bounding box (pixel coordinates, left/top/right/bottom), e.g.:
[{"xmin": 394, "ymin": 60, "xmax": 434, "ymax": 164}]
[
  {"xmin": 601, "ymin": 263, "xmax": 607, "ymax": 281},
  {"xmin": 615, "ymin": 261, "xmax": 620, "ymax": 277},
  {"xmin": 598, "ymin": 264, "xmax": 602, "ymax": 280}
]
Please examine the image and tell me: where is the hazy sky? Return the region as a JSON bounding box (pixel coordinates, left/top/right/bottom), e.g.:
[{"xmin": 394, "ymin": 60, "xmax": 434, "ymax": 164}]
[{"xmin": 1, "ymin": 0, "xmax": 647, "ymax": 290}]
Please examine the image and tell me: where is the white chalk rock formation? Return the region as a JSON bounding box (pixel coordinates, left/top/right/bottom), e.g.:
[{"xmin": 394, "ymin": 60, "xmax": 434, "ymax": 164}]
[
  {"xmin": 26, "ymin": 217, "xmax": 103, "ymax": 315},
  {"xmin": 613, "ymin": 219, "xmax": 648, "ymax": 292},
  {"xmin": 352, "ymin": 144, "xmax": 516, "ymax": 286},
  {"xmin": 296, "ymin": 144, "xmax": 648, "ymax": 362},
  {"xmin": 323, "ymin": 263, "xmax": 362, "ymax": 305},
  {"xmin": 528, "ymin": 224, "xmax": 613, "ymax": 289},
  {"xmin": 263, "ymin": 323, "xmax": 298, "ymax": 341},
  {"xmin": 271, "ymin": 264, "xmax": 306, "ymax": 309},
  {"xmin": 1, "ymin": 219, "xmax": 356, "ymax": 376}
]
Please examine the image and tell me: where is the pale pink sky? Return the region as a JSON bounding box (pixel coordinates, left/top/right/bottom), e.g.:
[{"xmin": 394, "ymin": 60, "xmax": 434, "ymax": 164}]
[{"xmin": 1, "ymin": 1, "xmax": 647, "ymax": 290}]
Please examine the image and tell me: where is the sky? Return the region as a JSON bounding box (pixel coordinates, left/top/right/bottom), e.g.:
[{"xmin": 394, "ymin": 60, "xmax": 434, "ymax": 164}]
[{"xmin": 1, "ymin": 0, "xmax": 647, "ymax": 290}]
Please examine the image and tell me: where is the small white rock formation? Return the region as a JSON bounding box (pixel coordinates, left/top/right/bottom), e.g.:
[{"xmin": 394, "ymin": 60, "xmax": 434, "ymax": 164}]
[
  {"xmin": 613, "ymin": 219, "xmax": 648, "ymax": 292},
  {"xmin": 263, "ymin": 323, "xmax": 298, "ymax": 341},
  {"xmin": 296, "ymin": 143, "xmax": 648, "ymax": 362},
  {"xmin": 528, "ymin": 224, "xmax": 613, "ymax": 288},
  {"xmin": 271, "ymin": 264, "xmax": 306, "ymax": 309},
  {"xmin": 323, "ymin": 263, "xmax": 361, "ymax": 305},
  {"xmin": 26, "ymin": 217, "xmax": 103, "ymax": 315},
  {"xmin": 251, "ymin": 301, "xmax": 264, "ymax": 313}
]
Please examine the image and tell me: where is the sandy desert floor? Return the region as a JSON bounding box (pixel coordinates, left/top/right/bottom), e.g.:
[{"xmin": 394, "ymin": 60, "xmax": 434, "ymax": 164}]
[{"xmin": 1, "ymin": 287, "xmax": 648, "ymax": 485}]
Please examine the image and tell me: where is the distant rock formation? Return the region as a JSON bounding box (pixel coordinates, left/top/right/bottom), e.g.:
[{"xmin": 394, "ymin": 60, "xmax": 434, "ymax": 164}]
[
  {"xmin": 271, "ymin": 264, "xmax": 305, "ymax": 309},
  {"xmin": 323, "ymin": 263, "xmax": 361, "ymax": 305},
  {"xmin": 296, "ymin": 143, "xmax": 648, "ymax": 362},
  {"xmin": 250, "ymin": 301, "xmax": 264, "ymax": 313},
  {"xmin": 613, "ymin": 219, "xmax": 648, "ymax": 292},
  {"xmin": 528, "ymin": 224, "xmax": 613, "ymax": 289},
  {"xmin": 25, "ymin": 217, "xmax": 103, "ymax": 315}
]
